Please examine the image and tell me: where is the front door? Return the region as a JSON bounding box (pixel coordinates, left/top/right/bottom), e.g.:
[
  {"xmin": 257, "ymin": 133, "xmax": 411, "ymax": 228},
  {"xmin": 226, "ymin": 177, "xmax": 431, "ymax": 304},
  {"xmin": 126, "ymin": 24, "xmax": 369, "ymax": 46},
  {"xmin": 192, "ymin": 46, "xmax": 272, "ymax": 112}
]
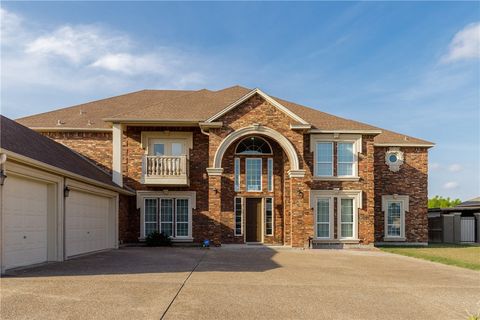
[{"xmin": 245, "ymin": 198, "xmax": 262, "ymax": 242}]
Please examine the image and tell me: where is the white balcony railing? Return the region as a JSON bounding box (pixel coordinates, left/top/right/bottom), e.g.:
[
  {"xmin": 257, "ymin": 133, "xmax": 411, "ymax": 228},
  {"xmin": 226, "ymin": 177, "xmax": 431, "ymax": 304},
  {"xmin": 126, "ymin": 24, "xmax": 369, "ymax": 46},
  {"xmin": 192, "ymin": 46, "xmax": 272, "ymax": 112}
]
[{"xmin": 142, "ymin": 155, "xmax": 189, "ymax": 185}]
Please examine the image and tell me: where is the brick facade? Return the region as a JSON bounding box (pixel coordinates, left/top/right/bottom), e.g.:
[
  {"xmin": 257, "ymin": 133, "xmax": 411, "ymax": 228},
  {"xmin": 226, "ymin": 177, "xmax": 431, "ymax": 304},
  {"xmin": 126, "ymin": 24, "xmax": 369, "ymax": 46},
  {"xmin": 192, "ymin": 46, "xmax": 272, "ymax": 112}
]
[{"xmin": 39, "ymin": 94, "xmax": 430, "ymax": 247}]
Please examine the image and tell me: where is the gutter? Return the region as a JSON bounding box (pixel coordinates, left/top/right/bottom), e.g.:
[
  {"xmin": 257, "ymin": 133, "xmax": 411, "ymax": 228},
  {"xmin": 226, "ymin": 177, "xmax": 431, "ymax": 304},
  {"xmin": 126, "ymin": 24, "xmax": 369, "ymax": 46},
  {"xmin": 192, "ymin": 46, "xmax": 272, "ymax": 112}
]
[{"xmin": 0, "ymin": 149, "xmax": 135, "ymax": 196}]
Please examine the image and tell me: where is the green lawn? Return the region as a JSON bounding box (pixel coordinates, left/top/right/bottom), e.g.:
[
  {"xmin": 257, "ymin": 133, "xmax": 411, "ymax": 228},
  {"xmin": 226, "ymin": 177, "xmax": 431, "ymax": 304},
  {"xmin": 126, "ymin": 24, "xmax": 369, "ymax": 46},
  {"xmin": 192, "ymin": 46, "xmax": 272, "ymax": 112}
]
[{"xmin": 379, "ymin": 244, "xmax": 480, "ymax": 271}]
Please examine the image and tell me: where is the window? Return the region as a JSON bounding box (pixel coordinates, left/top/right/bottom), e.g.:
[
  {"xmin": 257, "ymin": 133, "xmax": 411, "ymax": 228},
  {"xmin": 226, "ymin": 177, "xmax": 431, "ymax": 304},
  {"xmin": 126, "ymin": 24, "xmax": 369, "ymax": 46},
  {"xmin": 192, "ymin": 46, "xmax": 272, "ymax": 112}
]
[
  {"xmin": 144, "ymin": 197, "xmax": 191, "ymax": 239},
  {"xmin": 246, "ymin": 158, "xmax": 262, "ymax": 191},
  {"xmin": 315, "ymin": 142, "xmax": 333, "ymax": 176},
  {"xmin": 234, "ymin": 197, "xmax": 243, "ymax": 236},
  {"xmin": 386, "ymin": 201, "xmax": 405, "ymax": 238},
  {"xmin": 236, "ymin": 136, "xmax": 272, "ymax": 155},
  {"xmin": 340, "ymin": 198, "xmax": 354, "ymax": 238},
  {"xmin": 144, "ymin": 198, "xmax": 158, "ymax": 236},
  {"xmin": 382, "ymin": 195, "xmax": 408, "ymax": 240},
  {"xmin": 337, "ymin": 142, "xmax": 354, "ymax": 176},
  {"xmin": 176, "ymin": 199, "xmax": 189, "ymax": 237},
  {"xmin": 160, "ymin": 199, "xmax": 174, "ymax": 237},
  {"xmin": 234, "ymin": 158, "xmax": 240, "ymax": 192},
  {"xmin": 316, "ymin": 198, "xmax": 331, "ymax": 239},
  {"xmin": 265, "ymin": 198, "xmax": 273, "ymax": 236},
  {"xmin": 267, "ymin": 158, "xmax": 273, "ymax": 192},
  {"xmin": 149, "ymin": 139, "xmax": 186, "ymax": 156}
]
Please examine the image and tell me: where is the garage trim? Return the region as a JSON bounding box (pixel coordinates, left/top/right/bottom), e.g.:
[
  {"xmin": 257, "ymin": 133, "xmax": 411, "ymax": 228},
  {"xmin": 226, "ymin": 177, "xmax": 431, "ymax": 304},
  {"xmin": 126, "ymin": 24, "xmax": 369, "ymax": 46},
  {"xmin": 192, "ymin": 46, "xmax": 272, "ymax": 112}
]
[{"xmin": 1, "ymin": 161, "xmax": 64, "ymax": 273}]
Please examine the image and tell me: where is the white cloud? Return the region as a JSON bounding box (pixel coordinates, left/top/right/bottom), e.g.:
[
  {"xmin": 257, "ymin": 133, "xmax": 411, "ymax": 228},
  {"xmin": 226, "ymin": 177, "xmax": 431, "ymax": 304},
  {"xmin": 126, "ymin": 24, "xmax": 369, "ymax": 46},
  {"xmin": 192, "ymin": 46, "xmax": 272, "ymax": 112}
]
[
  {"xmin": 429, "ymin": 162, "xmax": 441, "ymax": 171},
  {"xmin": 443, "ymin": 181, "xmax": 459, "ymax": 190},
  {"xmin": 448, "ymin": 163, "xmax": 463, "ymax": 173},
  {"xmin": 26, "ymin": 25, "xmax": 129, "ymax": 64},
  {"xmin": 1, "ymin": 7, "xmax": 209, "ymax": 105},
  {"xmin": 442, "ymin": 22, "xmax": 480, "ymax": 63}
]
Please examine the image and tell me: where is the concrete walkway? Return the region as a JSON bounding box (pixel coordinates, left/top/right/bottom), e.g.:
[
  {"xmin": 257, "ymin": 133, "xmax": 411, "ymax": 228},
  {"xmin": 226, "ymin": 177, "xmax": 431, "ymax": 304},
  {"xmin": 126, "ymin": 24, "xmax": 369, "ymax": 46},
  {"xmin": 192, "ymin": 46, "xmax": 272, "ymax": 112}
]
[{"xmin": 1, "ymin": 246, "xmax": 479, "ymax": 319}]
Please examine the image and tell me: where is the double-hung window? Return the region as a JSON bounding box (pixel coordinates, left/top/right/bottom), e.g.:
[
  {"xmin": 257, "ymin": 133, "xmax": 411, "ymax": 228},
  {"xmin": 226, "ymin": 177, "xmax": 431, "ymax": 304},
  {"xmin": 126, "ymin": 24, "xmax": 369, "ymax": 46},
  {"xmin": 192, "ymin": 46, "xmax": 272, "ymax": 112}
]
[
  {"xmin": 339, "ymin": 198, "xmax": 355, "ymax": 239},
  {"xmin": 246, "ymin": 158, "xmax": 262, "ymax": 191},
  {"xmin": 316, "ymin": 142, "xmax": 333, "ymax": 176},
  {"xmin": 316, "ymin": 198, "xmax": 332, "ymax": 239},
  {"xmin": 386, "ymin": 201, "xmax": 402, "ymax": 238},
  {"xmin": 337, "ymin": 142, "xmax": 355, "ymax": 176}
]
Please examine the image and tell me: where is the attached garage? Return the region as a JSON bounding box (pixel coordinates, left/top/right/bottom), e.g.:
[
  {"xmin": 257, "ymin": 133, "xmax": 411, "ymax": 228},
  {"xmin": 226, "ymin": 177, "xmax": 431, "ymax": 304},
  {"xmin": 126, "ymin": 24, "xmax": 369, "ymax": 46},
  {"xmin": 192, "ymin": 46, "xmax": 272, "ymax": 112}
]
[
  {"xmin": 65, "ymin": 187, "xmax": 117, "ymax": 258},
  {"xmin": 0, "ymin": 116, "xmax": 132, "ymax": 273},
  {"xmin": 3, "ymin": 176, "xmax": 49, "ymax": 269}
]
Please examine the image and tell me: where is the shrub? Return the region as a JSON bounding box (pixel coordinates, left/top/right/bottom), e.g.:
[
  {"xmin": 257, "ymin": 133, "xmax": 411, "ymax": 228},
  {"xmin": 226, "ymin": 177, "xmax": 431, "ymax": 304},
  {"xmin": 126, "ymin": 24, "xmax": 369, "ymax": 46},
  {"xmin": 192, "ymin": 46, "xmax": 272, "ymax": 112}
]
[{"xmin": 145, "ymin": 231, "xmax": 172, "ymax": 247}]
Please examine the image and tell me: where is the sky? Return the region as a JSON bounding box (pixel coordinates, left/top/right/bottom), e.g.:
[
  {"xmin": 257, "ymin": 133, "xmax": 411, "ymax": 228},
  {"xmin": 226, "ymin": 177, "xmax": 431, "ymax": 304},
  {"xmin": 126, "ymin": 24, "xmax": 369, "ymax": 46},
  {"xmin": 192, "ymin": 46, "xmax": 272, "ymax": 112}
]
[{"xmin": 1, "ymin": 2, "xmax": 479, "ymax": 201}]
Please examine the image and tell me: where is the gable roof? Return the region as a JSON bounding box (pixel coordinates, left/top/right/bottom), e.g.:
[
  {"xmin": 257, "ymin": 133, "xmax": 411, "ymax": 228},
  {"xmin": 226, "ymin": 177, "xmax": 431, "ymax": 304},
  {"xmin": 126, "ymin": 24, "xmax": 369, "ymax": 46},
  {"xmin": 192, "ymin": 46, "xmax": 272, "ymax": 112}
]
[
  {"xmin": 15, "ymin": 85, "xmax": 433, "ymax": 147},
  {"xmin": 0, "ymin": 115, "xmax": 131, "ymax": 194}
]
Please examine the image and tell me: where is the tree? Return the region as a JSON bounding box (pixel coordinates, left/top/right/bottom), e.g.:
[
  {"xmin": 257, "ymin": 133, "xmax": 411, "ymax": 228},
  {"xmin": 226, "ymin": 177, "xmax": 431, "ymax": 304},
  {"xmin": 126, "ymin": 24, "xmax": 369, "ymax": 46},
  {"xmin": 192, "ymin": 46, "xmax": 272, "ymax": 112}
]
[{"xmin": 428, "ymin": 195, "xmax": 462, "ymax": 209}]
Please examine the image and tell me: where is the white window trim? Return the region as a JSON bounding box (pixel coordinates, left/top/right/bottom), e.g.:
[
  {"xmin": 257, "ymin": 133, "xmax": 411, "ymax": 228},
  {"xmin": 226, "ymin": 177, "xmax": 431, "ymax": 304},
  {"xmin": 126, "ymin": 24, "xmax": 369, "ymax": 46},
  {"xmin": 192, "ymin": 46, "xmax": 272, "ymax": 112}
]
[
  {"xmin": 337, "ymin": 197, "xmax": 358, "ymax": 240},
  {"xmin": 310, "ymin": 134, "xmax": 362, "ymax": 180},
  {"xmin": 234, "ymin": 197, "xmax": 243, "ymax": 236},
  {"xmin": 264, "ymin": 197, "xmax": 274, "ymax": 236},
  {"xmin": 314, "ymin": 142, "xmax": 334, "ymax": 177},
  {"xmin": 245, "ymin": 158, "xmax": 262, "ymax": 192},
  {"xmin": 234, "ymin": 158, "xmax": 240, "ymax": 192},
  {"xmin": 140, "ymin": 131, "xmax": 193, "ymax": 155},
  {"xmin": 310, "ymin": 190, "xmax": 362, "ymax": 241},
  {"xmin": 314, "ymin": 196, "xmax": 334, "ymax": 240},
  {"xmin": 267, "ymin": 158, "xmax": 273, "ymax": 192},
  {"xmin": 174, "ymin": 198, "xmax": 192, "ymax": 240},
  {"xmin": 137, "ymin": 191, "xmax": 195, "ymax": 241},
  {"xmin": 234, "ymin": 136, "xmax": 273, "ymax": 155},
  {"xmin": 144, "ymin": 197, "xmax": 159, "ymax": 236},
  {"xmin": 337, "ymin": 141, "xmax": 358, "ymax": 178},
  {"xmin": 382, "ymin": 195, "xmax": 409, "ymax": 241}
]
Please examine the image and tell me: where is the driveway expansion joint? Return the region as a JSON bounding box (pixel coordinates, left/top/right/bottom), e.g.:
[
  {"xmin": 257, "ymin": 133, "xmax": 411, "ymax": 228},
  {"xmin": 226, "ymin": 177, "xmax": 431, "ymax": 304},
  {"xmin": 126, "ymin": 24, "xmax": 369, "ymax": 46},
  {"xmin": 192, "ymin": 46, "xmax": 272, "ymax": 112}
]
[{"xmin": 159, "ymin": 249, "xmax": 208, "ymax": 320}]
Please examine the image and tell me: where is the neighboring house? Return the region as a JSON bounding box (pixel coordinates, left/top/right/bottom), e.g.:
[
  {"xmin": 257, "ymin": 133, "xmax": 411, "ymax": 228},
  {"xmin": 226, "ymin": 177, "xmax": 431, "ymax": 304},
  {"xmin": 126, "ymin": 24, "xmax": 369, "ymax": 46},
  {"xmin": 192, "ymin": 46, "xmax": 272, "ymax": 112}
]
[
  {"xmin": 15, "ymin": 86, "xmax": 434, "ymax": 248},
  {"xmin": 428, "ymin": 197, "xmax": 480, "ymax": 244},
  {"xmin": 0, "ymin": 116, "xmax": 133, "ymax": 273}
]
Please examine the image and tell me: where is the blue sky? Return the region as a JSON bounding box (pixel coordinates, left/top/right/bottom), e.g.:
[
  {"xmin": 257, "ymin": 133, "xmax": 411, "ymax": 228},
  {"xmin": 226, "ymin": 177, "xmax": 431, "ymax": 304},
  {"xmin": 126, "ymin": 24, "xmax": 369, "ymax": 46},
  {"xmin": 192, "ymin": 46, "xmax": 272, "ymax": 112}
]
[{"xmin": 1, "ymin": 2, "xmax": 479, "ymax": 200}]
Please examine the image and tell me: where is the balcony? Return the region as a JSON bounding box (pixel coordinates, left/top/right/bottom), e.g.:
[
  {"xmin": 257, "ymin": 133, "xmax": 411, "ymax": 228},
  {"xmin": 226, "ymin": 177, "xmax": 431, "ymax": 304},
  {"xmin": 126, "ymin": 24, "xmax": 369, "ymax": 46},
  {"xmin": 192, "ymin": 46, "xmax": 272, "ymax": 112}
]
[{"xmin": 142, "ymin": 155, "xmax": 189, "ymax": 186}]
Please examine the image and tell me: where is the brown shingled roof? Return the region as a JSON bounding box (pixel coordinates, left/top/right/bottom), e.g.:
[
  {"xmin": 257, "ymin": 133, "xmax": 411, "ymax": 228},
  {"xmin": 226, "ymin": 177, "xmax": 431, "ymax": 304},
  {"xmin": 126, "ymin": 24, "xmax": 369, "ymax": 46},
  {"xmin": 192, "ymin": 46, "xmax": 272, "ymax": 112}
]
[
  {"xmin": 0, "ymin": 115, "xmax": 126, "ymax": 190},
  {"xmin": 16, "ymin": 89, "xmax": 193, "ymax": 129},
  {"xmin": 15, "ymin": 85, "xmax": 433, "ymax": 146}
]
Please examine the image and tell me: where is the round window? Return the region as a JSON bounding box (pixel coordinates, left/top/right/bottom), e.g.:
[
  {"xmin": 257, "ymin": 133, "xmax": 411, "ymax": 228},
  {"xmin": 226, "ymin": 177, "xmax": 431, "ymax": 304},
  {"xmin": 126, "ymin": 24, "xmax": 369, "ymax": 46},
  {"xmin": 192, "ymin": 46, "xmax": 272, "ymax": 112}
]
[{"xmin": 388, "ymin": 154, "xmax": 398, "ymax": 163}]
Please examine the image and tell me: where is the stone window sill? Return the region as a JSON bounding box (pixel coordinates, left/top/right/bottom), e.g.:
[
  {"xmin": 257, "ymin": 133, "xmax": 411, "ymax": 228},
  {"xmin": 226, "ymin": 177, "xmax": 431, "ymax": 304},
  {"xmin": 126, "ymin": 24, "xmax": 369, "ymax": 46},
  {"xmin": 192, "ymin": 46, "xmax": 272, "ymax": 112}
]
[
  {"xmin": 383, "ymin": 237, "xmax": 406, "ymax": 242},
  {"xmin": 313, "ymin": 176, "xmax": 360, "ymax": 182}
]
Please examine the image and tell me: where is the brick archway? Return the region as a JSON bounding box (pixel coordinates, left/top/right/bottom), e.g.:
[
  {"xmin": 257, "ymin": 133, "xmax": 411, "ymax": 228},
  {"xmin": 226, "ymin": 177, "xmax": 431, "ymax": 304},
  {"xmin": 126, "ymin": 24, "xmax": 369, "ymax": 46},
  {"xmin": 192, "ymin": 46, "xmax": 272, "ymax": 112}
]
[{"xmin": 207, "ymin": 124, "xmax": 305, "ymax": 178}]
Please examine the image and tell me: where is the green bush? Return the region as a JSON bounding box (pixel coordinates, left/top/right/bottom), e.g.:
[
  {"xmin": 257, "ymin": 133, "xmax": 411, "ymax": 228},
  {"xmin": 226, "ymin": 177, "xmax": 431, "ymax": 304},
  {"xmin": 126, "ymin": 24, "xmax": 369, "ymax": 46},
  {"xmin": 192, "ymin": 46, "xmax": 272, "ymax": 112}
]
[{"xmin": 145, "ymin": 231, "xmax": 172, "ymax": 247}]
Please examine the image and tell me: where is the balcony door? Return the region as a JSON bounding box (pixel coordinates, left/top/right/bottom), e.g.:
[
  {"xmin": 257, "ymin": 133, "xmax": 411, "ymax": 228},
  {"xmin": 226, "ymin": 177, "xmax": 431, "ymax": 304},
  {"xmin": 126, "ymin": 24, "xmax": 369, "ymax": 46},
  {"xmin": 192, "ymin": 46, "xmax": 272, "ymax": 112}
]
[{"xmin": 150, "ymin": 139, "xmax": 186, "ymax": 156}]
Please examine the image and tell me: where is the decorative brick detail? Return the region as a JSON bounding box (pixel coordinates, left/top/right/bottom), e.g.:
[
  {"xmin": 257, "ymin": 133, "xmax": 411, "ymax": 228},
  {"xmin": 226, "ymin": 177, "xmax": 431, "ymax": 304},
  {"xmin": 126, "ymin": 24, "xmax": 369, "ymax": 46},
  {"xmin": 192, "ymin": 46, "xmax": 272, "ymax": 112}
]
[{"xmin": 374, "ymin": 147, "xmax": 429, "ymax": 243}]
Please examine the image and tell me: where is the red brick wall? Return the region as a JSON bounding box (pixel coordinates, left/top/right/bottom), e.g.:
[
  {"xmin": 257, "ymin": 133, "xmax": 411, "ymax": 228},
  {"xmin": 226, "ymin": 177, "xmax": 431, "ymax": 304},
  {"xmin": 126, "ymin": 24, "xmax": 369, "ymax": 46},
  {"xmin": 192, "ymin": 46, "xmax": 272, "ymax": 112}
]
[
  {"xmin": 374, "ymin": 147, "xmax": 429, "ymax": 243},
  {"xmin": 42, "ymin": 132, "xmax": 112, "ymax": 173}
]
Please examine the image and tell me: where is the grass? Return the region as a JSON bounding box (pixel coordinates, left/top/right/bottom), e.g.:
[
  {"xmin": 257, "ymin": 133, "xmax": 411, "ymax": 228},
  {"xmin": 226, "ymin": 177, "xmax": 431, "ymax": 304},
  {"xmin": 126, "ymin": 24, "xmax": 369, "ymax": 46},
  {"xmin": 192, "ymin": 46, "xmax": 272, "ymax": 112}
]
[{"xmin": 379, "ymin": 244, "xmax": 480, "ymax": 271}]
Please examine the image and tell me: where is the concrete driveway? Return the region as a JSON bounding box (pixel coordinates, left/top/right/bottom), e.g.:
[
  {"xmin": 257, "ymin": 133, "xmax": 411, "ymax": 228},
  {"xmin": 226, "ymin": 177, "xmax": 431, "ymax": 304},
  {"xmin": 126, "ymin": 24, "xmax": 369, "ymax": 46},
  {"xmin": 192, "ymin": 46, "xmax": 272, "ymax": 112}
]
[{"xmin": 1, "ymin": 246, "xmax": 479, "ymax": 320}]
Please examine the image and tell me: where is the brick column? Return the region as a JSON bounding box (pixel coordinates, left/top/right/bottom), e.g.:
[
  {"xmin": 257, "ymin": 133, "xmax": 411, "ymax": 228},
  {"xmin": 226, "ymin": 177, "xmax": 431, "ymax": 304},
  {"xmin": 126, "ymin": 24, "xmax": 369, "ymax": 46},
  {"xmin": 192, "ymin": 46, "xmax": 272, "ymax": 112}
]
[
  {"xmin": 290, "ymin": 176, "xmax": 310, "ymax": 248},
  {"xmin": 207, "ymin": 174, "xmax": 222, "ymax": 245}
]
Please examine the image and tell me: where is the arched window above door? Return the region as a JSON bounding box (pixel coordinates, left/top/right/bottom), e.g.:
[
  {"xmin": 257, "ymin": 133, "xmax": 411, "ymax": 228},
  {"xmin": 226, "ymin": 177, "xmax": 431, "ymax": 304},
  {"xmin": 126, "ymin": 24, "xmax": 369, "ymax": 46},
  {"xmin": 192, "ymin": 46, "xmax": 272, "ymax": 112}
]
[{"xmin": 235, "ymin": 136, "xmax": 272, "ymax": 155}]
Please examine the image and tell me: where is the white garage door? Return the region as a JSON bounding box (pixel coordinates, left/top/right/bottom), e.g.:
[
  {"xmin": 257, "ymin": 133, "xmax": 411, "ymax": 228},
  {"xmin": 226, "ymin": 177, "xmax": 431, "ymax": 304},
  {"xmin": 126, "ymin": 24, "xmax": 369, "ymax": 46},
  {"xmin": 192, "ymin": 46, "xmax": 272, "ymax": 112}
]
[
  {"xmin": 2, "ymin": 176, "xmax": 48, "ymax": 269},
  {"xmin": 65, "ymin": 190, "xmax": 112, "ymax": 257}
]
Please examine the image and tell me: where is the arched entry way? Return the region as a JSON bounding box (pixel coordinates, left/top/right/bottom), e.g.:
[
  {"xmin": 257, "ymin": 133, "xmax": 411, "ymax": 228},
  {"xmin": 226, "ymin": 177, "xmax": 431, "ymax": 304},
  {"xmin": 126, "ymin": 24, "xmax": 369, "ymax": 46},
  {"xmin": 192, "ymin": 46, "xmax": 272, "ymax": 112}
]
[
  {"xmin": 206, "ymin": 125, "xmax": 306, "ymax": 246},
  {"xmin": 207, "ymin": 124, "xmax": 305, "ymax": 178}
]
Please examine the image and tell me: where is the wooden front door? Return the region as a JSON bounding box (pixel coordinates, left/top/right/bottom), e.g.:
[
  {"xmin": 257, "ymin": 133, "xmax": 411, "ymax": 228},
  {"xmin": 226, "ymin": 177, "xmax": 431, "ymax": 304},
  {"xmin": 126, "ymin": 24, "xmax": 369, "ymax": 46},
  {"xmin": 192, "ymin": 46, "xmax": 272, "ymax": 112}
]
[{"xmin": 246, "ymin": 198, "xmax": 262, "ymax": 242}]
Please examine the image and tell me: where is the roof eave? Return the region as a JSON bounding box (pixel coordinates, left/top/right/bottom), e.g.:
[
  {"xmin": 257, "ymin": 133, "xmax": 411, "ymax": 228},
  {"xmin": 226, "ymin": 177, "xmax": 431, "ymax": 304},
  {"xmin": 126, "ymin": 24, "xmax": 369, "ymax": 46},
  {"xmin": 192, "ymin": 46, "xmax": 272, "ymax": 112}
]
[
  {"xmin": 308, "ymin": 129, "xmax": 383, "ymax": 135},
  {"xmin": 25, "ymin": 127, "xmax": 112, "ymax": 132},
  {"xmin": 374, "ymin": 143, "xmax": 435, "ymax": 148},
  {"xmin": 0, "ymin": 148, "xmax": 134, "ymax": 195}
]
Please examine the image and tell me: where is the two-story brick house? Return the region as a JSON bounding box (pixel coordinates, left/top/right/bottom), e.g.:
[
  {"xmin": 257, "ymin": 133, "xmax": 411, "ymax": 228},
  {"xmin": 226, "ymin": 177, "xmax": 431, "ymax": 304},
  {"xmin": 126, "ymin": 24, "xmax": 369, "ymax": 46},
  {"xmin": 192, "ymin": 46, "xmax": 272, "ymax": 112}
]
[{"xmin": 17, "ymin": 86, "xmax": 433, "ymax": 247}]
